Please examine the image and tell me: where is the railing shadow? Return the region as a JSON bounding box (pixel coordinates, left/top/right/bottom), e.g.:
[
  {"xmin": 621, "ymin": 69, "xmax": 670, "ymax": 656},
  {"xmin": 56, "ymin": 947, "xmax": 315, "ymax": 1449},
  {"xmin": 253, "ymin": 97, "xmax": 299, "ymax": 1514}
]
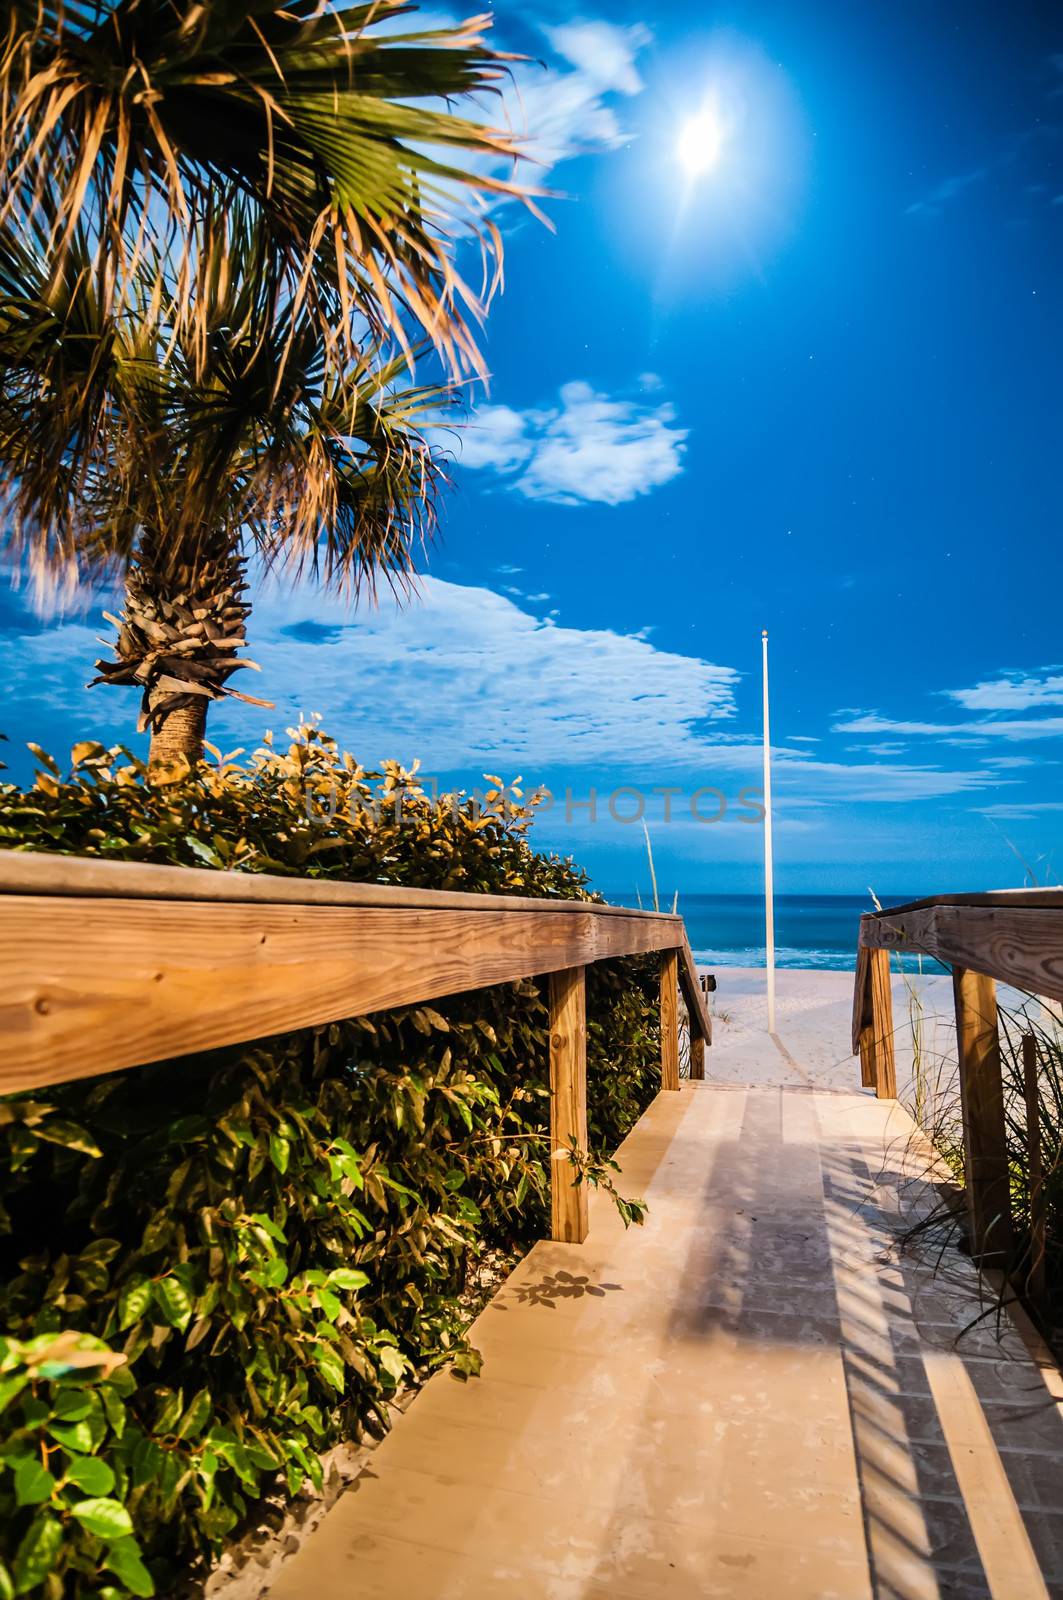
[{"xmin": 590, "ymin": 1085, "xmax": 1063, "ymax": 1597}]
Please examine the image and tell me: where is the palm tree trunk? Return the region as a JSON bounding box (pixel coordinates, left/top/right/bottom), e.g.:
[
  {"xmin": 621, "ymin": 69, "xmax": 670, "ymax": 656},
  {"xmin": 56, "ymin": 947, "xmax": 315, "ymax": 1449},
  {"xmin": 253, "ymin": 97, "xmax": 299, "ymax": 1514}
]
[
  {"xmin": 91, "ymin": 532, "xmax": 266, "ymax": 767},
  {"xmin": 147, "ymin": 697, "xmax": 209, "ymax": 765}
]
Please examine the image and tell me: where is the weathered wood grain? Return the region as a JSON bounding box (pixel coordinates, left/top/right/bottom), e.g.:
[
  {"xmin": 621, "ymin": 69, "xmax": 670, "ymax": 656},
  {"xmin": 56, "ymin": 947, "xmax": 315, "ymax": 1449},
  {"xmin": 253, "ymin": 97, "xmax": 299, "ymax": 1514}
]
[
  {"xmin": 549, "ymin": 967, "xmax": 588, "ymax": 1244},
  {"xmin": 660, "ymin": 951, "xmax": 680, "ymax": 1092},
  {"xmin": 852, "ymin": 945, "xmax": 872, "ymax": 1058},
  {"xmin": 869, "ymin": 947, "xmax": 897, "ymax": 1100},
  {"xmin": 864, "ymin": 887, "xmax": 1063, "ymax": 915},
  {"xmin": 0, "ymin": 897, "xmax": 685, "ymax": 1094},
  {"xmin": 953, "ymin": 969, "xmax": 1013, "ymax": 1265},
  {"xmin": 859, "ymin": 906, "xmax": 1063, "ymax": 1002},
  {"xmin": 677, "ymin": 935, "xmax": 712, "ymax": 1046},
  {"xmin": 690, "ymin": 1032, "xmax": 705, "ymax": 1082},
  {"xmin": 0, "ymin": 850, "xmax": 680, "ymax": 922},
  {"xmin": 851, "ymin": 945, "xmax": 893, "ymax": 1094}
]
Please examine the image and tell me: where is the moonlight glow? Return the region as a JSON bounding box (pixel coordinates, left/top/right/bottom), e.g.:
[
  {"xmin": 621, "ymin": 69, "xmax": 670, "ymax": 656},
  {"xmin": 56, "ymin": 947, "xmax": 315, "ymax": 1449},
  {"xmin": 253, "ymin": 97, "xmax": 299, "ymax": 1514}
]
[{"xmin": 677, "ymin": 108, "xmax": 725, "ymax": 177}]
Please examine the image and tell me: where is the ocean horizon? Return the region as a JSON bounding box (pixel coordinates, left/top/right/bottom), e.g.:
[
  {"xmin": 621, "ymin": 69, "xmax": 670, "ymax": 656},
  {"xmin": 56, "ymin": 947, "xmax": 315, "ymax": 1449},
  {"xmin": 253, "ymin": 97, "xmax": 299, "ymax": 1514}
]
[{"xmin": 607, "ymin": 892, "xmax": 935, "ymax": 972}]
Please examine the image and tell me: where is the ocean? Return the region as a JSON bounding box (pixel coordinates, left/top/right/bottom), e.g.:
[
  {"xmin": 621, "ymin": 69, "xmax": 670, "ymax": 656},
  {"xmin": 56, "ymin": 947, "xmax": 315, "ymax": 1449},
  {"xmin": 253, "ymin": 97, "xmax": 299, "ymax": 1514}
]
[{"xmin": 609, "ymin": 892, "xmax": 930, "ymax": 972}]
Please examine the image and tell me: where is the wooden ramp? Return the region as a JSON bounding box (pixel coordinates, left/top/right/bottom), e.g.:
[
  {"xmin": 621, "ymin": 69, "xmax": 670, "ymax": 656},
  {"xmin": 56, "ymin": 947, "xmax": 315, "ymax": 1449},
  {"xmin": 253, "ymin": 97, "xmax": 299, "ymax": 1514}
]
[{"xmin": 267, "ymin": 1082, "xmax": 1063, "ymax": 1599}]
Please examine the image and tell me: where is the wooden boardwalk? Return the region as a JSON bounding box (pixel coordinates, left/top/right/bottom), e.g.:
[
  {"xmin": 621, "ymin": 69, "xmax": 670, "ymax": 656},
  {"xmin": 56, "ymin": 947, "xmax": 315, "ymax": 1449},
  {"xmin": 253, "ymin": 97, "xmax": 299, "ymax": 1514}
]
[{"xmin": 268, "ymin": 1073, "xmax": 1063, "ymax": 1599}]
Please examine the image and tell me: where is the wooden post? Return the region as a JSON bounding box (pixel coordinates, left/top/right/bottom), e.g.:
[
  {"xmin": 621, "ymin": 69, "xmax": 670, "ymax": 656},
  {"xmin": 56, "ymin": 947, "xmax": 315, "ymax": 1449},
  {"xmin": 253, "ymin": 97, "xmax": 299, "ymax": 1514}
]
[
  {"xmin": 953, "ymin": 968, "xmax": 1012, "ymax": 1265},
  {"xmin": 853, "ymin": 945, "xmax": 875, "ymax": 1089},
  {"xmin": 858, "ymin": 1030, "xmax": 877, "ymax": 1089},
  {"xmin": 690, "ymin": 1030, "xmax": 705, "ymax": 1081},
  {"xmin": 1022, "ymin": 1033, "xmax": 1046, "ymax": 1309},
  {"xmin": 549, "ymin": 965, "xmax": 588, "ymax": 1244},
  {"xmin": 868, "ymin": 947, "xmax": 897, "ymax": 1099},
  {"xmin": 660, "ymin": 950, "xmax": 680, "ymax": 1091}
]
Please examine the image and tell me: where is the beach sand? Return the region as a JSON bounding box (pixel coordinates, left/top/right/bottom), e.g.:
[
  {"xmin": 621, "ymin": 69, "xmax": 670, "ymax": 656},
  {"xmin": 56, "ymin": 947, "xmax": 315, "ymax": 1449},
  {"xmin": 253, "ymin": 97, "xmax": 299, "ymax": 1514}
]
[{"xmin": 702, "ymin": 964, "xmax": 958, "ymax": 1103}]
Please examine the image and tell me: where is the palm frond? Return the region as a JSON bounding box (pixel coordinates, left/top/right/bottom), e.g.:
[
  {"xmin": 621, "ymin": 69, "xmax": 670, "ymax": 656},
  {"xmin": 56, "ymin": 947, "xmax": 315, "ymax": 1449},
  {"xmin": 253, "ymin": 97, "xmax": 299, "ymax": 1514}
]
[
  {"xmin": 0, "ymin": 187, "xmax": 452, "ymax": 598},
  {"xmin": 0, "ymin": 0, "xmax": 535, "ymax": 378}
]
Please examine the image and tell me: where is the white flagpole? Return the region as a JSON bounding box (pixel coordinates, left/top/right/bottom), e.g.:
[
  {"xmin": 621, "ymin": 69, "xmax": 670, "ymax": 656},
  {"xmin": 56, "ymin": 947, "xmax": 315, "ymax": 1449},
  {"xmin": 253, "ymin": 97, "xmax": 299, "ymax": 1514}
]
[{"xmin": 762, "ymin": 630, "xmax": 776, "ymax": 1034}]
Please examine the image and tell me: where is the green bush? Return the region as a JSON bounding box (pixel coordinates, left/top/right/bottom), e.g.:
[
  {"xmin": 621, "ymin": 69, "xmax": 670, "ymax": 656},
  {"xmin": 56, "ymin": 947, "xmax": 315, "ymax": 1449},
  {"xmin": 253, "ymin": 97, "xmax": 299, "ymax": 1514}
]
[{"xmin": 0, "ymin": 728, "xmax": 660, "ymax": 1596}]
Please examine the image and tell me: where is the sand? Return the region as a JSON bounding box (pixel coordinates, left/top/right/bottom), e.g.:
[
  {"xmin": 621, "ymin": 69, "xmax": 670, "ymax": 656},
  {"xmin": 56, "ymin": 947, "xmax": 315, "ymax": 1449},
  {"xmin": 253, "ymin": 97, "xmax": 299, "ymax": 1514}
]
[{"xmin": 701, "ymin": 964, "xmax": 958, "ymax": 1102}]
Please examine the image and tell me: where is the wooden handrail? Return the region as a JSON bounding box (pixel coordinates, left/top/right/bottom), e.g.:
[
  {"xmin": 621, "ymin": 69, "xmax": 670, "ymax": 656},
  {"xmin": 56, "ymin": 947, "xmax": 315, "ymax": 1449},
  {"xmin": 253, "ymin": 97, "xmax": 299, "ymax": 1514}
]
[
  {"xmin": 0, "ymin": 850, "xmax": 681, "ymax": 917},
  {"xmin": 0, "ymin": 850, "xmax": 713, "ymax": 1247},
  {"xmin": 853, "ymin": 891, "xmax": 1063, "ymax": 1268},
  {"xmin": 857, "ymin": 895, "xmax": 1063, "ymax": 1002}
]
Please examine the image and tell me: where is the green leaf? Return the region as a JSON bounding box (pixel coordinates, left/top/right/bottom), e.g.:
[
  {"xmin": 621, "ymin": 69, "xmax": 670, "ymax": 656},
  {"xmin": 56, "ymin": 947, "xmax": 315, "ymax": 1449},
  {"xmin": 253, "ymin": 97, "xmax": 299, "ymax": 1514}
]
[
  {"xmin": 0, "ymin": 1373, "xmax": 28, "ymax": 1414},
  {"xmin": 70, "ymin": 1497, "xmax": 133, "ymax": 1540},
  {"xmin": 63, "ymin": 1454, "xmax": 115, "ymax": 1495},
  {"xmin": 314, "ymin": 1347, "xmax": 346, "ymax": 1392},
  {"xmin": 33, "ymin": 1121, "xmax": 102, "ymax": 1157},
  {"xmin": 377, "ymin": 1345, "xmax": 407, "ymax": 1383},
  {"xmin": 326, "ymin": 1268, "xmax": 369, "ymax": 1292},
  {"xmin": 314, "ymin": 1287, "xmax": 341, "ymax": 1322},
  {"xmin": 52, "ymin": 1390, "xmax": 91, "ymax": 1422},
  {"xmin": 174, "ymin": 1388, "xmax": 212, "ymax": 1442},
  {"xmin": 450, "ymin": 1348, "xmax": 483, "ymax": 1382},
  {"xmin": 248, "ymin": 1213, "xmax": 286, "ymax": 1243},
  {"xmin": 103, "ymin": 1538, "xmax": 155, "ymax": 1597},
  {"xmin": 99, "ymin": 1385, "xmax": 128, "ymax": 1440},
  {"xmin": 12, "ymin": 1511, "xmax": 62, "ymax": 1595},
  {"xmin": 45, "ymin": 1419, "xmax": 94, "ymax": 1453},
  {"xmin": 0, "ymin": 1556, "xmax": 14, "ymax": 1600},
  {"xmin": 13, "ymin": 1457, "xmax": 55, "ymax": 1506},
  {"xmin": 154, "ymin": 1278, "xmax": 193, "ymax": 1331},
  {"xmin": 256, "ymin": 1257, "xmax": 287, "ymax": 1289},
  {"xmin": 268, "ymin": 1133, "xmax": 291, "ymax": 1174},
  {"xmin": 118, "ymin": 1277, "xmax": 153, "ymax": 1331}
]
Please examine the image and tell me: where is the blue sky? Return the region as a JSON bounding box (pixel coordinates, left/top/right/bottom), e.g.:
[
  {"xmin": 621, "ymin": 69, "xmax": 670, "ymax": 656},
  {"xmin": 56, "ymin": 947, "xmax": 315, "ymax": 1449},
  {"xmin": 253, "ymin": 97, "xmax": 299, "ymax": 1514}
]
[{"xmin": 2, "ymin": 0, "xmax": 1062, "ymax": 898}]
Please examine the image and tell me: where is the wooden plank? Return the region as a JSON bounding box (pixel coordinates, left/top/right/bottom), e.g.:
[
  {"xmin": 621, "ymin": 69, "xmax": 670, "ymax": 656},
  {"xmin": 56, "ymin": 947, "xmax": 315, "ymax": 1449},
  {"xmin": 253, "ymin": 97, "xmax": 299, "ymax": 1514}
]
[
  {"xmin": 549, "ymin": 966, "xmax": 588, "ymax": 1244},
  {"xmin": 0, "ymin": 850, "xmax": 680, "ymax": 924},
  {"xmin": 690, "ymin": 1032, "xmax": 705, "ymax": 1082},
  {"xmin": 1022, "ymin": 1033, "xmax": 1047, "ymax": 1310},
  {"xmin": 863, "ymin": 887, "xmax": 1063, "ymax": 915},
  {"xmin": 869, "ymin": 948, "xmax": 897, "ymax": 1100},
  {"xmin": 953, "ymin": 969, "xmax": 1013, "ymax": 1265},
  {"xmin": 660, "ymin": 950, "xmax": 680, "ymax": 1092},
  {"xmin": 0, "ymin": 897, "xmax": 683, "ymax": 1094},
  {"xmin": 858, "ymin": 1031, "xmax": 877, "ymax": 1090},
  {"xmin": 852, "ymin": 945, "xmax": 872, "ymax": 1057},
  {"xmin": 677, "ymin": 936, "xmax": 712, "ymax": 1045},
  {"xmin": 860, "ymin": 905, "xmax": 1063, "ymax": 1003}
]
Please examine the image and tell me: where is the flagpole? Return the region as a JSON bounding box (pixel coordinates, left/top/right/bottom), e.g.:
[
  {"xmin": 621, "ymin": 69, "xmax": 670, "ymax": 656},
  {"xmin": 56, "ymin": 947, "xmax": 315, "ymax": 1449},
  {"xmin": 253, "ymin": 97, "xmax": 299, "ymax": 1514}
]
[{"xmin": 762, "ymin": 630, "xmax": 776, "ymax": 1034}]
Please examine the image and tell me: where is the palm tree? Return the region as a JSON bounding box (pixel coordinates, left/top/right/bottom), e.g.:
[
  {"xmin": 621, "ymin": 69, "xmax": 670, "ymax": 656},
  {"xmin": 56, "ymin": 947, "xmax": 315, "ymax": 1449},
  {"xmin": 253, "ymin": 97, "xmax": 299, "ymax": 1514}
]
[
  {"xmin": 0, "ymin": 194, "xmax": 449, "ymax": 761},
  {"xmin": 0, "ymin": 0, "xmax": 525, "ymax": 374},
  {"xmin": 0, "ymin": 0, "xmax": 532, "ymax": 761}
]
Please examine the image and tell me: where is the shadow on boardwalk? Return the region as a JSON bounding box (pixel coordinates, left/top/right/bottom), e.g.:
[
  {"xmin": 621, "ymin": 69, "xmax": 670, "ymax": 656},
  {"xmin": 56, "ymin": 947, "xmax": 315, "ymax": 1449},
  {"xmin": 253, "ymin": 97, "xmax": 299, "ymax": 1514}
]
[{"xmin": 264, "ymin": 1072, "xmax": 1063, "ymax": 1600}]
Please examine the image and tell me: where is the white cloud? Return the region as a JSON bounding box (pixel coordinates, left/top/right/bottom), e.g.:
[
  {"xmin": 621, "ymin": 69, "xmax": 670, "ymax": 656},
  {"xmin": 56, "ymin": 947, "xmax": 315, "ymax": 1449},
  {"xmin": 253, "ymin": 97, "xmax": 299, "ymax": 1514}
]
[
  {"xmin": 502, "ymin": 21, "xmax": 651, "ymax": 170},
  {"xmin": 835, "ymin": 712, "xmax": 1063, "ymax": 742},
  {"xmin": 944, "ymin": 668, "xmax": 1063, "ymax": 711},
  {"xmin": 223, "ymin": 578, "xmax": 742, "ymax": 772},
  {"xmin": 545, "ymin": 21, "xmax": 650, "ymax": 96},
  {"xmin": 0, "ymin": 578, "xmax": 1007, "ymax": 810},
  {"xmin": 452, "ymin": 380, "xmax": 687, "ymax": 505},
  {"xmin": 977, "ymin": 802, "xmax": 1063, "ymax": 821},
  {"xmin": 455, "ymin": 406, "xmax": 530, "ymax": 473},
  {"xmin": 448, "ymin": 16, "xmax": 650, "ymax": 182}
]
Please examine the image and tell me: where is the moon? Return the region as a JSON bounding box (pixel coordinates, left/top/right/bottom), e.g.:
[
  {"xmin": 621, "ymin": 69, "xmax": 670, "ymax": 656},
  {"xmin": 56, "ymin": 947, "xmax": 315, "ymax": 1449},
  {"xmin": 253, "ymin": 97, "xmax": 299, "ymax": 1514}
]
[{"xmin": 677, "ymin": 108, "xmax": 725, "ymax": 178}]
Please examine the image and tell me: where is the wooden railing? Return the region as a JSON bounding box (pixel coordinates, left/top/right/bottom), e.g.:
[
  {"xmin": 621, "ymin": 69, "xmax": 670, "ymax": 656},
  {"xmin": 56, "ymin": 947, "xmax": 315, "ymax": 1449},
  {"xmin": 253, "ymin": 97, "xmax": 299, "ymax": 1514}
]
[
  {"xmin": 854, "ymin": 888, "xmax": 1063, "ymax": 1267},
  {"xmin": 0, "ymin": 851, "xmax": 712, "ymax": 1248}
]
